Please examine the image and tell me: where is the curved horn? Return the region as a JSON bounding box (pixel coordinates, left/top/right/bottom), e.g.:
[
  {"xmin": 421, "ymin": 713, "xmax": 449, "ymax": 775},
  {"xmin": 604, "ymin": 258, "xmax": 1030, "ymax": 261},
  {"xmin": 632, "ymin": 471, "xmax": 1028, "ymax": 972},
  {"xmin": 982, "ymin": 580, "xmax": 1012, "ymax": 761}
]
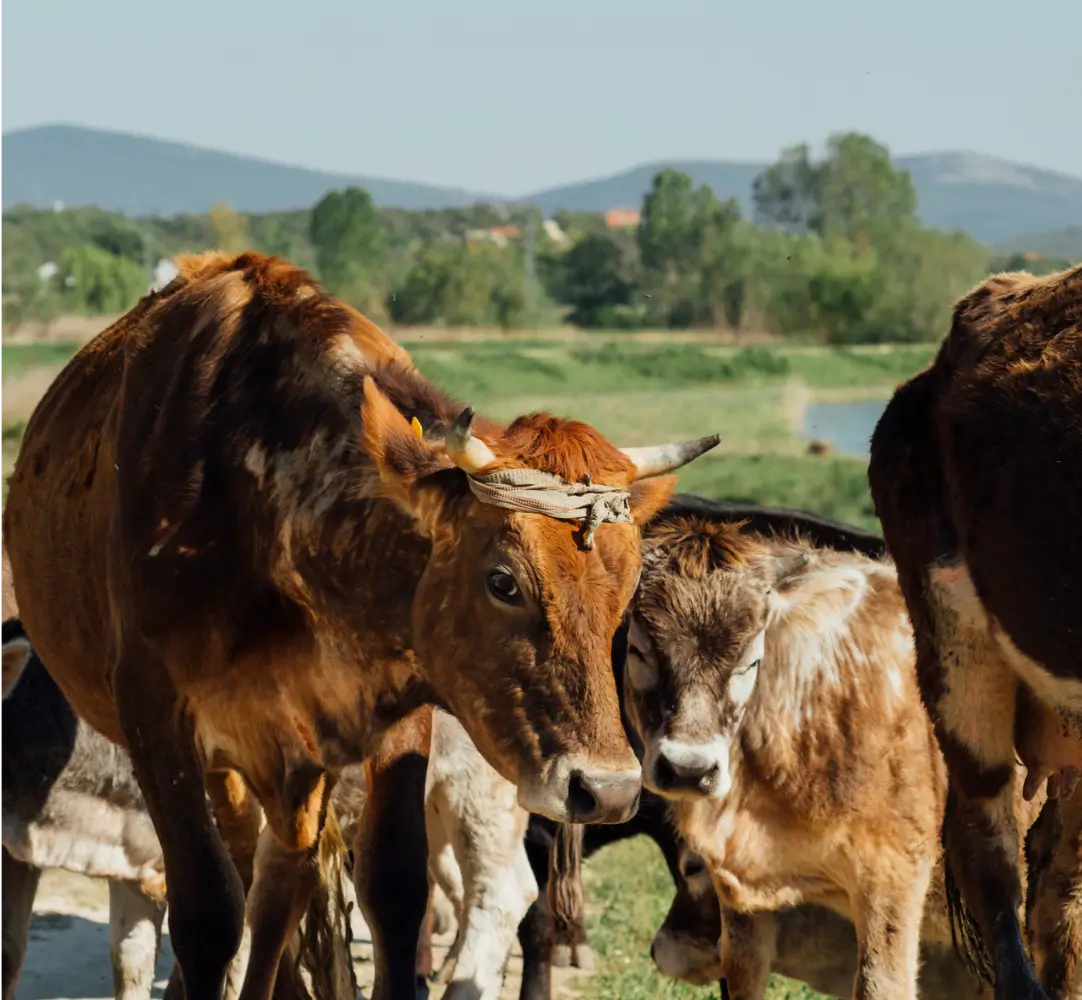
[
  {"xmin": 620, "ymin": 434, "xmax": 721, "ymax": 481},
  {"xmin": 445, "ymin": 407, "xmax": 499, "ymax": 474}
]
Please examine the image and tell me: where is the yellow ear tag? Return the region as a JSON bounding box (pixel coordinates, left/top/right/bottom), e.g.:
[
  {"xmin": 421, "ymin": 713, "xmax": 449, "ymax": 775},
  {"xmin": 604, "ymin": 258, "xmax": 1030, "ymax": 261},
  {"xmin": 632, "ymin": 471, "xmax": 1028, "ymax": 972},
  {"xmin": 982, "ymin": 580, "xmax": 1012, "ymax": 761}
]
[{"xmin": 411, "ymin": 417, "xmax": 424, "ymax": 440}]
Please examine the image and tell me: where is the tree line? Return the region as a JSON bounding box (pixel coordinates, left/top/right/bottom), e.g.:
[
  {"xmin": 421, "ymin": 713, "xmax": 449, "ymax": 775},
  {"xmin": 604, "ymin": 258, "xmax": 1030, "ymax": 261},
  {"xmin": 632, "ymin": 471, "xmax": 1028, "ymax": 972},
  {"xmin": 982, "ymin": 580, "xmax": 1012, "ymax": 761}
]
[{"xmin": 2, "ymin": 131, "xmax": 1074, "ymax": 343}]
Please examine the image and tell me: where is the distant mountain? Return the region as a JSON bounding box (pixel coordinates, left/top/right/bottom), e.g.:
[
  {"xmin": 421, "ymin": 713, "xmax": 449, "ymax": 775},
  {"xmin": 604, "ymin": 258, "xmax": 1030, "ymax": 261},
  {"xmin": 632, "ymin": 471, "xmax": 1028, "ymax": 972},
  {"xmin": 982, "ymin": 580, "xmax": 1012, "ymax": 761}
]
[
  {"xmin": 996, "ymin": 225, "xmax": 1082, "ymax": 260},
  {"xmin": 1, "ymin": 124, "xmax": 489, "ymax": 215},
  {"xmin": 4, "ymin": 124, "xmax": 1082, "ymax": 247},
  {"xmin": 528, "ymin": 153, "xmax": 1082, "ymax": 247}
]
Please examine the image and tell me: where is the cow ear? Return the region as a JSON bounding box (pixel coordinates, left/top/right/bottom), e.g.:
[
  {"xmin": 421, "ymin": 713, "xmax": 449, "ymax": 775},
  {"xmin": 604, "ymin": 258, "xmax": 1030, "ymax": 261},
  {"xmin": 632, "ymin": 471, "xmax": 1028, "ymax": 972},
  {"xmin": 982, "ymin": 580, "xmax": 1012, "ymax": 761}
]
[
  {"xmin": 629, "ymin": 476, "xmax": 676, "ymax": 527},
  {"xmin": 769, "ymin": 553, "xmax": 810, "ymax": 592},
  {"xmin": 360, "ymin": 377, "xmax": 453, "ymax": 536},
  {"xmin": 2, "ymin": 635, "xmax": 32, "ymax": 699}
]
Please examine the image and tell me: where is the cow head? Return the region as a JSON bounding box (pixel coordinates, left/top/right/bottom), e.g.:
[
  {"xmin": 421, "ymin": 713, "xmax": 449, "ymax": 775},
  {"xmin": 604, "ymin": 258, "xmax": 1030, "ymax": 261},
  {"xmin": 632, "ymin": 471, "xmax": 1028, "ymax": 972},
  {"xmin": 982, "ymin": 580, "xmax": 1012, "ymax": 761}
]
[
  {"xmin": 361, "ymin": 379, "xmax": 719, "ymax": 824},
  {"xmin": 2, "ymin": 620, "xmax": 33, "ymax": 699},
  {"xmin": 651, "ymin": 844, "xmax": 723, "ymax": 985},
  {"xmin": 624, "ymin": 517, "xmax": 806, "ymax": 800}
]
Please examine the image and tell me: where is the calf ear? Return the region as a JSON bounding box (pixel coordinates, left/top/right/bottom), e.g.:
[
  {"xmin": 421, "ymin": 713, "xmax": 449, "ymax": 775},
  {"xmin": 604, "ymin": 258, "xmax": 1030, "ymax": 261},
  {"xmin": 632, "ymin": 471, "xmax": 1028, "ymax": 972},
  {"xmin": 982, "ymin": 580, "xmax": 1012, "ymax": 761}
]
[
  {"xmin": 2, "ymin": 635, "xmax": 32, "ymax": 699},
  {"xmin": 361, "ymin": 377, "xmax": 454, "ymax": 536},
  {"xmin": 770, "ymin": 553, "xmax": 810, "ymax": 592}
]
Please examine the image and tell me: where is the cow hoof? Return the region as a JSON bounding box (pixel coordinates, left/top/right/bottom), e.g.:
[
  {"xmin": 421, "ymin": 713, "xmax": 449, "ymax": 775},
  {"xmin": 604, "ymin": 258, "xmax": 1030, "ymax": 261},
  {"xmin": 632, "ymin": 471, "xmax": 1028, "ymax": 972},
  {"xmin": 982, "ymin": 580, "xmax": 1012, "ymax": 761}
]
[
  {"xmin": 572, "ymin": 944, "xmax": 596, "ymax": 970},
  {"xmin": 415, "ymin": 976, "xmax": 430, "ymax": 1000},
  {"xmin": 552, "ymin": 944, "xmax": 572, "ymax": 968}
]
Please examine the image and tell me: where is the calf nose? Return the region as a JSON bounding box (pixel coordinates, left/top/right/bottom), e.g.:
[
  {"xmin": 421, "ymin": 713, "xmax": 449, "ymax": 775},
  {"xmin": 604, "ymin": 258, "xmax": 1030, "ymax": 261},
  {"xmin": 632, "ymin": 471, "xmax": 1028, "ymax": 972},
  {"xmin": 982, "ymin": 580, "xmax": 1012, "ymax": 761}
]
[
  {"xmin": 566, "ymin": 767, "xmax": 642, "ymax": 824},
  {"xmin": 655, "ymin": 752, "xmax": 719, "ymax": 795}
]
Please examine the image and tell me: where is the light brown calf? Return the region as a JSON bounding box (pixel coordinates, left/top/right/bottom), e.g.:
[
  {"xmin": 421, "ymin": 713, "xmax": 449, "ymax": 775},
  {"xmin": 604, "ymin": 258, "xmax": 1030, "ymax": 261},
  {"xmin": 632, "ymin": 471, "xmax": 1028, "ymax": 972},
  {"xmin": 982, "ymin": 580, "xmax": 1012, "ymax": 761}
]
[
  {"xmin": 623, "ymin": 515, "xmax": 1045, "ymax": 1000},
  {"xmin": 3, "ymin": 251, "xmax": 718, "ymax": 1000}
]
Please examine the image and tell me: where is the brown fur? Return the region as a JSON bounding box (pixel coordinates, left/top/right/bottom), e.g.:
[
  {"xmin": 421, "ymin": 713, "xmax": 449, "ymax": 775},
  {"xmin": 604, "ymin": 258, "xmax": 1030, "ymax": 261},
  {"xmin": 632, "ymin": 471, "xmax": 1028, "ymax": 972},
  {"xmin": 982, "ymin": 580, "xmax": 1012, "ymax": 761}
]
[
  {"xmin": 3, "ymin": 252, "xmax": 694, "ymax": 1000},
  {"xmin": 869, "ymin": 264, "xmax": 1082, "ymax": 1000},
  {"xmin": 626, "ymin": 517, "xmax": 1050, "ymax": 1000}
]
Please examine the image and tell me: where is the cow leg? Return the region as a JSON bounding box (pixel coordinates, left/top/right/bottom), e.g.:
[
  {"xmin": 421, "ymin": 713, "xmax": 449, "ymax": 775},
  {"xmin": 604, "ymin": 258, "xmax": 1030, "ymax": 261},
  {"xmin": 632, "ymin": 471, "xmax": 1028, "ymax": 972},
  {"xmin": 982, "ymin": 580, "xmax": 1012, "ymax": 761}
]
[
  {"xmin": 850, "ymin": 856, "xmax": 932, "ymax": 1000},
  {"xmin": 109, "ymin": 881, "xmax": 167, "ymax": 1000},
  {"xmin": 428, "ymin": 839, "xmax": 465, "ymax": 984},
  {"xmin": 439, "ymin": 802, "xmax": 536, "ymax": 1000},
  {"xmin": 354, "ymin": 708, "xmax": 433, "ymax": 1000},
  {"xmin": 517, "ymin": 823, "xmax": 555, "ymax": 1000},
  {"xmin": 114, "ymin": 649, "xmax": 245, "ymax": 1000},
  {"xmin": 921, "ymin": 564, "xmax": 1046, "ymax": 1000},
  {"xmin": 236, "ymin": 755, "xmax": 337, "ymax": 1000},
  {"xmin": 206, "ymin": 769, "xmax": 264, "ymax": 894},
  {"xmin": 2, "ymin": 850, "xmax": 41, "ymax": 1000},
  {"xmin": 1026, "ymin": 791, "xmax": 1082, "ymax": 1000},
  {"xmin": 718, "ymin": 910, "xmax": 776, "ymax": 1000}
]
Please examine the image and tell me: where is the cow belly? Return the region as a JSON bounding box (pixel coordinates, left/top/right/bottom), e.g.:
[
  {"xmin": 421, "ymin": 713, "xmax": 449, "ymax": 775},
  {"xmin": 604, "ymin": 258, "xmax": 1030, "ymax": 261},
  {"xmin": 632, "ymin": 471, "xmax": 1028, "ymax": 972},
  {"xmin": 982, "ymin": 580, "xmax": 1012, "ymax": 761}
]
[{"xmin": 2, "ymin": 793, "xmax": 163, "ymax": 887}]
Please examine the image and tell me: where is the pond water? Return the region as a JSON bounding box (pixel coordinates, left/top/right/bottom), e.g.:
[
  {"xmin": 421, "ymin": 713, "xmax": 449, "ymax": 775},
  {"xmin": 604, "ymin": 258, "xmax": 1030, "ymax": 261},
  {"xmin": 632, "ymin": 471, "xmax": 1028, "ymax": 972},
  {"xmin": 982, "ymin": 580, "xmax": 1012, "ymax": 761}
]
[{"xmin": 802, "ymin": 400, "xmax": 887, "ymax": 456}]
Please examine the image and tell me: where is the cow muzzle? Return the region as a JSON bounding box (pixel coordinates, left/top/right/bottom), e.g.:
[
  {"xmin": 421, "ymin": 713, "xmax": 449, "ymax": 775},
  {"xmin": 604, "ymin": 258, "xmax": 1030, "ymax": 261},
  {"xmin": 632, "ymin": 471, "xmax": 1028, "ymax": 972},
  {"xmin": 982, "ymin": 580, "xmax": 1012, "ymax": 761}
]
[
  {"xmin": 645, "ymin": 737, "xmax": 731, "ymax": 799},
  {"xmin": 516, "ymin": 757, "xmax": 642, "ymax": 824}
]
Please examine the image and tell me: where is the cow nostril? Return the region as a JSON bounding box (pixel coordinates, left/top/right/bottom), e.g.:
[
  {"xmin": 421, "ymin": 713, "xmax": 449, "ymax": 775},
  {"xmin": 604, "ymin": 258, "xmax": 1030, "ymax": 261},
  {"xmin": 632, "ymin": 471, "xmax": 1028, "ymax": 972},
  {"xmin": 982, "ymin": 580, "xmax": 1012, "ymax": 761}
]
[
  {"xmin": 567, "ymin": 769, "xmax": 599, "ymax": 821},
  {"xmin": 657, "ymin": 754, "xmax": 718, "ymax": 792}
]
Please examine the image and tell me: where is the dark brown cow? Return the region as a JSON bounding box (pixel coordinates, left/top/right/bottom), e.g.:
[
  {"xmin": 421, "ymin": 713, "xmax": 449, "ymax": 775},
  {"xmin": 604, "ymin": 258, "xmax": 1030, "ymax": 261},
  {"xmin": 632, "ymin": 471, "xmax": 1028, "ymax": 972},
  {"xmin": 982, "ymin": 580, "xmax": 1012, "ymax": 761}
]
[
  {"xmin": 2, "ymin": 251, "xmax": 718, "ymax": 1000},
  {"xmin": 869, "ymin": 264, "xmax": 1082, "ymax": 1000}
]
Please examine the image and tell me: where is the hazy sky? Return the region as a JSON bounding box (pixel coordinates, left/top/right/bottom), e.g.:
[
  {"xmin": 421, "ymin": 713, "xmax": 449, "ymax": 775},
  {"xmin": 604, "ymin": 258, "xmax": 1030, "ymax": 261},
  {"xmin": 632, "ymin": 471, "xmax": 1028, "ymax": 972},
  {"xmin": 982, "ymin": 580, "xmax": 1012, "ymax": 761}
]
[{"xmin": 4, "ymin": 0, "xmax": 1081, "ymax": 194}]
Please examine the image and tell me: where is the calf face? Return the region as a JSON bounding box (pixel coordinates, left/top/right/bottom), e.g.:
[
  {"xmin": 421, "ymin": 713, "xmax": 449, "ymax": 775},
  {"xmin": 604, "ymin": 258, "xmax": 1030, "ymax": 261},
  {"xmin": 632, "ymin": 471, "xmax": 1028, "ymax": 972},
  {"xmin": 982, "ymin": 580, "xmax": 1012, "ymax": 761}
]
[
  {"xmin": 624, "ymin": 525, "xmax": 798, "ymax": 800},
  {"xmin": 650, "ymin": 846, "xmax": 723, "ymax": 985}
]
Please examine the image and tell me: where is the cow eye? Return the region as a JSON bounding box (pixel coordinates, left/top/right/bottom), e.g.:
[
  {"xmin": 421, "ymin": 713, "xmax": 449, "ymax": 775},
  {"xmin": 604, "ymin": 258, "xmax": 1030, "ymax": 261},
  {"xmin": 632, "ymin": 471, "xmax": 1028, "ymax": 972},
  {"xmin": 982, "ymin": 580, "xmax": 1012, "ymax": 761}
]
[
  {"xmin": 487, "ymin": 569, "xmax": 521, "ymax": 604},
  {"xmin": 681, "ymin": 855, "xmax": 707, "ymax": 879},
  {"xmin": 735, "ymin": 658, "xmax": 761, "ymax": 676}
]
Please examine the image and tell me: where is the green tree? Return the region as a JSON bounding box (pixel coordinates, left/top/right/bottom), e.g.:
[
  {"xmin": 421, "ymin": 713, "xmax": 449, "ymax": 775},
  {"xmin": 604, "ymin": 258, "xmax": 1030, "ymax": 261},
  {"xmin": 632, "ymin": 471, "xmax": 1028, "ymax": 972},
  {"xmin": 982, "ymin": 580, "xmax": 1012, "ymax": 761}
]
[
  {"xmin": 638, "ymin": 169, "xmax": 732, "ymax": 327},
  {"xmin": 389, "ymin": 241, "xmax": 526, "ymax": 328},
  {"xmin": 208, "ymin": 201, "xmax": 251, "ymax": 253},
  {"xmin": 753, "ymin": 132, "xmax": 918, "ymax": 248},
  {"xmin": 57, "ymin": 244, "xmax": 147, "ymax": 314},
  {"xmin": 553, "ymin": 232, "xmax": 639, "ymax": 328},
  {"xmin": 309, "ymin": 187, "xmax": 389, "ymax": 299}
]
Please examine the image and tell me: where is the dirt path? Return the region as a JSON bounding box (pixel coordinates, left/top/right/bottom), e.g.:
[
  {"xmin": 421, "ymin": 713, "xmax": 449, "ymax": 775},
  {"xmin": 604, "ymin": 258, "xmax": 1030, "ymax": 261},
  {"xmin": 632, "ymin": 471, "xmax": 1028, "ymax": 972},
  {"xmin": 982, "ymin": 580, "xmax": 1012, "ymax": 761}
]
[{"xmin": 14, "ymin": 871, "xmax": 591, "ymax": 1000}]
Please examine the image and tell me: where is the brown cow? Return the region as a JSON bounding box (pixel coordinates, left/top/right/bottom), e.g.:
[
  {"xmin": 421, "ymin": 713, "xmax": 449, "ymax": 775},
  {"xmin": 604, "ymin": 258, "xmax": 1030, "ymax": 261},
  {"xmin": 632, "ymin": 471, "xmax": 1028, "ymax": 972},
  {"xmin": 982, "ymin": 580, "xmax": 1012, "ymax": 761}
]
[
  {"xmin": 2, "ymin": 251, "xmax": 718, "ymax": 1000},
  {"xmin": 622, "ymin": 515, "xmax": 1046, "ymax": 1000},
  {"xmin": 868, "ymin": 264, "xmax": 1082, "ymax": 1000}
]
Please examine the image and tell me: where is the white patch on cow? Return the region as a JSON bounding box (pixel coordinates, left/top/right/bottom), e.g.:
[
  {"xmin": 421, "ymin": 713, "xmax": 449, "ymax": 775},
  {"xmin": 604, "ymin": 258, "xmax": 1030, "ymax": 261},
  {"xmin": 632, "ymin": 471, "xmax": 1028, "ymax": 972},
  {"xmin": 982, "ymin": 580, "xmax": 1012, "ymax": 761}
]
[
  {"xmin": 926, "ymin": 558, "xmax": 1017, "ymax": 770},
  {"xmin": 4, "ymin": 796, "xmax": 164, "ymax": 888},
  {"xmin": 992, "ymin": 624, "xmax": 1082, "ymax": 718},
  {"xmin": 245, "ymin": 443, "xmax": 268, "ymax": 486},
  {"xmin": 333, "ymin": 334, "xmax": 368, "ymax": 369},
  {"xmin": 626, "ymin": 615, "xmax": 659, "ymax": 691},
  {"xmin": 764, "ymin": 565, "xmax": 870, "ymax": 726},
  {"xmin": 728, "ymin": 631, "xmax": 764, "ymax": 708},
  {"xmin": 886, "ymin": 668, "xmax": 904, "ymax": 698}
]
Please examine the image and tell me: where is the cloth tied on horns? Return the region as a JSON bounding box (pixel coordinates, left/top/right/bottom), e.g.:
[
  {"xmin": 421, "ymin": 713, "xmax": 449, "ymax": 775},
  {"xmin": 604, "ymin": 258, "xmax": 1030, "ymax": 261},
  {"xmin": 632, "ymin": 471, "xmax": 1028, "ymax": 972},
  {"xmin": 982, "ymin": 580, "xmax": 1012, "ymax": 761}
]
[{"xmin": 465, "ymin": 466, "xmax": 632, "ymax": 550}]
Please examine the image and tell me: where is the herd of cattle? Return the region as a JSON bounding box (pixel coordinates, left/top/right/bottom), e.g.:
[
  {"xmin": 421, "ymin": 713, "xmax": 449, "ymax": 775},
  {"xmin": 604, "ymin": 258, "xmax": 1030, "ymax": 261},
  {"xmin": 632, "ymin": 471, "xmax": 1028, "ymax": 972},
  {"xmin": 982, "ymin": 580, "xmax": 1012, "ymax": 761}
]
[{"xmin": 1, "ymin": 251, "xmax": 1079, "ymax": 1000}]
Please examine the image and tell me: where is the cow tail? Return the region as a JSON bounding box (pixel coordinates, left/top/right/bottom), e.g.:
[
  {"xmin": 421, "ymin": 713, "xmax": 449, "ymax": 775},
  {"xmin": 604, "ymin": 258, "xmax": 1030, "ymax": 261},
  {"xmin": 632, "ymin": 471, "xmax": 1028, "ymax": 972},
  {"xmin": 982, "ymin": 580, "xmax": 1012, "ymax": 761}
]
[{"xmin": 546, "ymin": 822, "xmax": 586, "ymax": 948}]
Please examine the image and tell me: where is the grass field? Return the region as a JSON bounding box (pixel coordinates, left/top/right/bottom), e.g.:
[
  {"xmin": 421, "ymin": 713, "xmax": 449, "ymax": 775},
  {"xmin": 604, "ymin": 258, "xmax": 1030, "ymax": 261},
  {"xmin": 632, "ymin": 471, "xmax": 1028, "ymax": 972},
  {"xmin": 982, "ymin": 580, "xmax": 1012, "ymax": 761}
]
[{"xmin": 0, "ymin": 333, "xmax": 936, "ymax": 1000}]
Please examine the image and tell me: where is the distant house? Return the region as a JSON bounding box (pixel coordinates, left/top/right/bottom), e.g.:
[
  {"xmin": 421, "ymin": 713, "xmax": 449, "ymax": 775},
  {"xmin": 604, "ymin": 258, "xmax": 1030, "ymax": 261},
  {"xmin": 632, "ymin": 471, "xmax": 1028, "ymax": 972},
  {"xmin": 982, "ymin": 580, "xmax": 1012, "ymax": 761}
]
[
  {"xmin": 542, "ymin": 219, "xmax": 567, "ymax": 244},
  {"xmin": 605, "ymin": 208, "xmax": 640, "ymax": 230}
]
